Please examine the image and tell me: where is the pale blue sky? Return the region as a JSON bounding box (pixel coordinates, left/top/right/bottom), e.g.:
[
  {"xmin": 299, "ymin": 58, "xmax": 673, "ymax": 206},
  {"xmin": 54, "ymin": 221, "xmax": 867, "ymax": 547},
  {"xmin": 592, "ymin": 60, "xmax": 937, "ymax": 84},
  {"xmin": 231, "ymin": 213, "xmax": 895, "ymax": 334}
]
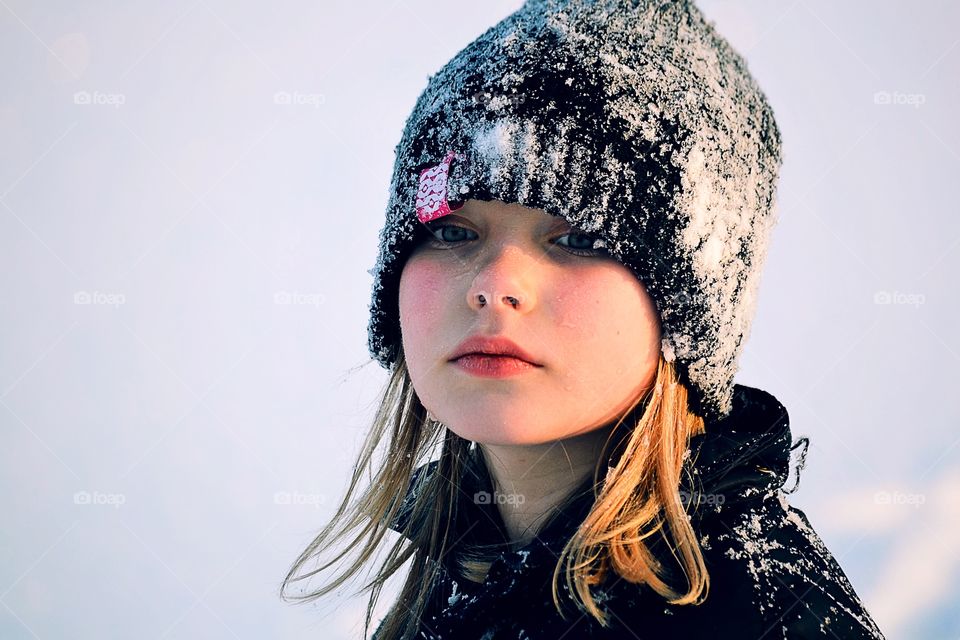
[{"xmin": 1, "ymin": 1, "xmax": 957, "ymax": 638}]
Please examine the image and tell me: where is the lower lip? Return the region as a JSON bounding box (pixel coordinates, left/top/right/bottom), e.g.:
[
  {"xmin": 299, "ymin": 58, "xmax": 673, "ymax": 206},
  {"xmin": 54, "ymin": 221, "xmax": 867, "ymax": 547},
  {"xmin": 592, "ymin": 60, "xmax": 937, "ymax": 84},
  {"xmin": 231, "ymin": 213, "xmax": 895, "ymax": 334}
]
[{"xmin": 452, "ymin": 354, "xmax": 540, "ymax": 378}]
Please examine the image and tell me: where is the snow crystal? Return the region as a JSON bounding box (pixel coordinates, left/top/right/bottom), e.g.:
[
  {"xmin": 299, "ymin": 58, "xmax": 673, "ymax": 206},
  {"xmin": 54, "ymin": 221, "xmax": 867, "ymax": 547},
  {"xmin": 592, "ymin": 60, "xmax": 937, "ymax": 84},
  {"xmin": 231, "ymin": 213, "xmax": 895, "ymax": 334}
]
[
  {"xmin": 447, "ymin": 580, "xmax": 462, "ymax": 606},
  {"xmin": 661, "ymin": 337, "xmax": 676, "ymax": 363},
  {"xmin": 473, "ymin": 119, "xmax": 515, "ymax": 166}
]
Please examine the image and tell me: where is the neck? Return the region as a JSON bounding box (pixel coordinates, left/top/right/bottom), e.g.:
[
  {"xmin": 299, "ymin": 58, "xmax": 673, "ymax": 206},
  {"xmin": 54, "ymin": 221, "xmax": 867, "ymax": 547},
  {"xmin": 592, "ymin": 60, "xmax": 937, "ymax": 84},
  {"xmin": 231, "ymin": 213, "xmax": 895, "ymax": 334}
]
[{"xmin": 478, "ymin": 426, "xmax": 614, "ymax": 547}]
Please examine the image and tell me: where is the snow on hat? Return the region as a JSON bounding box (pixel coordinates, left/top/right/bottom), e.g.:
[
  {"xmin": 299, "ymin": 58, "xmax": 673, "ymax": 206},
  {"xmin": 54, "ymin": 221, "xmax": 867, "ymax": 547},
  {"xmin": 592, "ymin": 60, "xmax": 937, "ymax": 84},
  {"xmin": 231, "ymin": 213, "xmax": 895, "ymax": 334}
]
[{"xmin": 365, "ymin": 0, "xmax": 782, "ymax": 423}]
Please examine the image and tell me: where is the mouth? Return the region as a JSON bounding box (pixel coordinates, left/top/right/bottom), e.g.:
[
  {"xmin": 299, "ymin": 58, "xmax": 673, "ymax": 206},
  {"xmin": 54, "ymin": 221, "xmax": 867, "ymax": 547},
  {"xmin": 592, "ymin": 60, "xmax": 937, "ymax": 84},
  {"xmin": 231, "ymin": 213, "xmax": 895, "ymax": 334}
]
[
  {"xmin": 451, "ymin": 353, "xmax": 542, "ymax": 377},
  {"xmin": 448, "ymin": 335, "xmax": 543, "ymax": 367}
]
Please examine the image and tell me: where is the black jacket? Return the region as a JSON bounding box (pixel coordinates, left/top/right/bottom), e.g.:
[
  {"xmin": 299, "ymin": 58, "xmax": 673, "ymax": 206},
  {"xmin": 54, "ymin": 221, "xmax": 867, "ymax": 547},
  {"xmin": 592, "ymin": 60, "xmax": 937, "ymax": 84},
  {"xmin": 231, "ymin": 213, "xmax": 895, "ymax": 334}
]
[{"xmin": 374, "ymin": 385, "xmax": 885, "ymax": 639}]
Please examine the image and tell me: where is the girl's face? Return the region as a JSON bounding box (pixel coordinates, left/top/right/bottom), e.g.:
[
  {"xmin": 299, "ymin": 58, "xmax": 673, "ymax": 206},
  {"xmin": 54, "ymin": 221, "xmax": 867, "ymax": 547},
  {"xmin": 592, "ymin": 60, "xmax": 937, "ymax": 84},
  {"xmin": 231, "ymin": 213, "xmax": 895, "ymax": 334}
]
[{"xmin": 398, "ymin": 199, "xmax": 662, "ymax": 446}]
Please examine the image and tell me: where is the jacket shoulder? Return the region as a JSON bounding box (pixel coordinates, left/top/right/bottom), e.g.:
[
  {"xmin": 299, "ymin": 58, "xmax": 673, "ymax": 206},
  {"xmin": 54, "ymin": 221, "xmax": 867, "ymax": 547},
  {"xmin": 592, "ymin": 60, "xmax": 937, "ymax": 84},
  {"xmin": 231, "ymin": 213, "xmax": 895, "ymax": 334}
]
[{"xmin": 701, "ymin": 490, "xmax": 886, "ymax": 639}]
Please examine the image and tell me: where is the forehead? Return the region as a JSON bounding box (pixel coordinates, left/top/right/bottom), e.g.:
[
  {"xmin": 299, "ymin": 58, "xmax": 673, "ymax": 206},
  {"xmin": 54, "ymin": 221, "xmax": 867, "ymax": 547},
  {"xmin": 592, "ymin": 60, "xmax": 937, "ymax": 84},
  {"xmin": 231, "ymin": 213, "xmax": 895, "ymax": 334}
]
[{"xmin": 455, "ymin": 199, "xmax": 569, "ymax": 227}]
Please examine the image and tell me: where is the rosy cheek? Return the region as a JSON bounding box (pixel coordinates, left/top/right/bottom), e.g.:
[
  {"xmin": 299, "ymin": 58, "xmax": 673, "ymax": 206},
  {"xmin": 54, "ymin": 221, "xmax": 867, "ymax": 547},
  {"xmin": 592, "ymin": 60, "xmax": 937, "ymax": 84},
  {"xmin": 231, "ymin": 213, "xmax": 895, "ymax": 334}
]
[
  {"xmin": 399, "ymin": 256, "xmax": 450, "ymax": 339},
  {"xmin": 551, "ymin": 278, "xmax": 600, "ymax": 337}
]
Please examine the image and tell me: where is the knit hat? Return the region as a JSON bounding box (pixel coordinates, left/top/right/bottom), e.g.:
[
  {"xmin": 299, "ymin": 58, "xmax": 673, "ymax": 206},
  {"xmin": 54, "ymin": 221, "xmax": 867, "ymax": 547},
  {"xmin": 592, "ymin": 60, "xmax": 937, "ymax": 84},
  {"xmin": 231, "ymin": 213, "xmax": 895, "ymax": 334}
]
[{"xmin": 365, "ymin": 0, "xmax": 783, "ymax": 423}]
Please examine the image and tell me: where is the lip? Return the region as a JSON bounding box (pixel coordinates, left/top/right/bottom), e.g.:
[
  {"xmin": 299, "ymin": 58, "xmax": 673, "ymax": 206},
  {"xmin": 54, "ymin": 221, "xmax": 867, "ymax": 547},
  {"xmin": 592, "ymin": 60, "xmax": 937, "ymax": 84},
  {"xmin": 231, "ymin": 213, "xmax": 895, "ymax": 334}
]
[
  {"xmin": 451, "ymin": 354, "xmax": 540, "ymax": 378},
  {"xmin": 448, "ymin": 335, "xmax": 543, "ymax": 366}
]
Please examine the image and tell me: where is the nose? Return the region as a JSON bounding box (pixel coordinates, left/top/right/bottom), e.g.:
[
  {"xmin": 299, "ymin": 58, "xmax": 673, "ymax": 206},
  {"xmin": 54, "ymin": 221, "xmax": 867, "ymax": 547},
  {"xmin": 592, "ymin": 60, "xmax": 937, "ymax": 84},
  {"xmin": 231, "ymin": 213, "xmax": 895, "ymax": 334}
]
[{"xmin": 465, "ymin": 244, "xmax": 537, "ymax": 314}]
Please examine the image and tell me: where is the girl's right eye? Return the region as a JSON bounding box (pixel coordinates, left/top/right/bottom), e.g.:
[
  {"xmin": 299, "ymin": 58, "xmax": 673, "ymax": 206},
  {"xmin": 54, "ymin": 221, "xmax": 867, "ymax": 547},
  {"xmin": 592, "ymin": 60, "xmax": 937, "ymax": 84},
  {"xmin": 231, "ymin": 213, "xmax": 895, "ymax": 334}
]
[{"xmin": 422, "ymin": 222, "xmax": 475, "ymax": 246}]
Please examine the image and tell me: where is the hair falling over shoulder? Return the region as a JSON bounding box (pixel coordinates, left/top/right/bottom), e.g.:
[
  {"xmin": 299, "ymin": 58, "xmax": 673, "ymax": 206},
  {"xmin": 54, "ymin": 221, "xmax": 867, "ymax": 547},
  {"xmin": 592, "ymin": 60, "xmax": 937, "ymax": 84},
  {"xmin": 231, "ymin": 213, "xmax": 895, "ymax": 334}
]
[{"xmin": 278, "ymin": 353, "xmax": 708, "ymax": 640}]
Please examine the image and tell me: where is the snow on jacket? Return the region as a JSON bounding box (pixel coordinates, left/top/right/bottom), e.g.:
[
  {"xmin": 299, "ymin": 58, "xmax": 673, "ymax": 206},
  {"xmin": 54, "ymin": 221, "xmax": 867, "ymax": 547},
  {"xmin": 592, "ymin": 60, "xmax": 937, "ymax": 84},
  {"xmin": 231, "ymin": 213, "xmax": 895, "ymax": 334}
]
[{"xmin": 374, "ymin": 384, "xmax": 886, "ymax": 639}]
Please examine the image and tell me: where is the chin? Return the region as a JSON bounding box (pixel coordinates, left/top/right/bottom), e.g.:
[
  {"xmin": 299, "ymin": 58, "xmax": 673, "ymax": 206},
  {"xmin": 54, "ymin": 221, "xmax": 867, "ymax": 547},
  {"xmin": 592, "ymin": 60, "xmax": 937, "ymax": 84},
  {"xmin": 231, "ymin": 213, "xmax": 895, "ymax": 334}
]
[{"xmin": 445, "ymin": 421, "xmax": 554, "ymax": 447}]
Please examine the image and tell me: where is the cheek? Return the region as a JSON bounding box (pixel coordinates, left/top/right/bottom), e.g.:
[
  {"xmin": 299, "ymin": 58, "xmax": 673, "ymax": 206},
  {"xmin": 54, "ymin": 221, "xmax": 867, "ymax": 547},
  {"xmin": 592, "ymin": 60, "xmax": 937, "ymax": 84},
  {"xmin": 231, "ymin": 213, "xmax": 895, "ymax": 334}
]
[
  {"xmin": 550, "ymin": 278, "xmax": 601, "ymax": 339},
  {"xmin": 552, "ymin": 272, "xmax": 661, "ymax": 373},
  {"xmin": 398, "ymin": 256, "xmax": 450, "ymax": 352}
]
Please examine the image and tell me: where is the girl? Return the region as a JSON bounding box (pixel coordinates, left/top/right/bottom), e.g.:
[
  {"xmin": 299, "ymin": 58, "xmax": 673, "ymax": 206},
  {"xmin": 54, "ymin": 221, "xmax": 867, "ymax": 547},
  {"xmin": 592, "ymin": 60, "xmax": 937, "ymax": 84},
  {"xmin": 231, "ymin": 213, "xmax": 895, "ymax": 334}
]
[{"xmin": 280, "ymin": 1, "xmax": 886, "ymax": 638}]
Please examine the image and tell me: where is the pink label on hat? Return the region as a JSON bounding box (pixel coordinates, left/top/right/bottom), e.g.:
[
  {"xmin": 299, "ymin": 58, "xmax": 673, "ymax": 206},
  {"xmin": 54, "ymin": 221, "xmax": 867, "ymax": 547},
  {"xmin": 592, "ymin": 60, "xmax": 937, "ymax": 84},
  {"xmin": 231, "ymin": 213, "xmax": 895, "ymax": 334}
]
[{"xmin": 416, "ymin": 150, "xmax": 466, "ymax": 224}]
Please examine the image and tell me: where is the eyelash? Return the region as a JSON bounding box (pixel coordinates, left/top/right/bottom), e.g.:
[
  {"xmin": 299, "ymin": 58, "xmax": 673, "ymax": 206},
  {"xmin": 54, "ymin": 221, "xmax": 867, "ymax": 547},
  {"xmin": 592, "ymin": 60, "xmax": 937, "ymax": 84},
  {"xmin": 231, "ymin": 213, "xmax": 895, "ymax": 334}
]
[{"xmin": 421, "ymin": 222, "xmax": 607, "ymax": 257}]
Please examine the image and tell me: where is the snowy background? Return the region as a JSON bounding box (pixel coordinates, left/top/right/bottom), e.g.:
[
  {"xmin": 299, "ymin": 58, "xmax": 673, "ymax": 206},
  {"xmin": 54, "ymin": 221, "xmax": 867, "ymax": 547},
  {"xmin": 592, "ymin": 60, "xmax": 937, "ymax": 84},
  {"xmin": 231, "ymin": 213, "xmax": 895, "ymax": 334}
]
[{"xmin": 1, "ymin": 1, "xmax": 957, "ymax": 638}]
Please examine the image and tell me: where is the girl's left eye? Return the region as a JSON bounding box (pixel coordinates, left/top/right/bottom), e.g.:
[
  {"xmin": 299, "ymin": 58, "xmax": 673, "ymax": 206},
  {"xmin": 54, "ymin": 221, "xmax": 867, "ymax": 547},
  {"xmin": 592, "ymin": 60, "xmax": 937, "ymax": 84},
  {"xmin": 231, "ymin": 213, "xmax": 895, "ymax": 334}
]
[
  {"xmin": 421, "ymin": 222, "xmax": 607, "ymax": 257},
  {"xmin": 554, "ymin": 230, "xmax": 607, "ymax": 256}
]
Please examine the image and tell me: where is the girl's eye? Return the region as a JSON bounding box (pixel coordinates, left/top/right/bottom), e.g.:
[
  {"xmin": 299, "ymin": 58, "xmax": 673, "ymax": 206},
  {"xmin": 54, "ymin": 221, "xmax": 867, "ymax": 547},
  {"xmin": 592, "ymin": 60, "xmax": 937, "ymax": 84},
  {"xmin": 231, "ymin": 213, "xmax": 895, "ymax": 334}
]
[
  {"xmin": 553, "ymin": 231, "xmax": 607, "ymax": 257},
  {"xmin": 421, "ymin": 222, "xmax": 607, "ymax": 257},
  {"xmin": 424, "ymin": 222, "xmax": 476, "ymax": 245}
]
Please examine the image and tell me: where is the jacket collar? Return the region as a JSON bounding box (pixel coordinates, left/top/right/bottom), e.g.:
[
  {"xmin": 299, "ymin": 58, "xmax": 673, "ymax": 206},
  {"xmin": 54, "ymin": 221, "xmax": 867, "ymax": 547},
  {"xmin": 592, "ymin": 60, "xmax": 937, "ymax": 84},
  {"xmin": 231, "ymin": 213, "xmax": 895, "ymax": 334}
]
[{"xmin": 681, "ymin": 383, "xmax": 795, "ymax": 505}]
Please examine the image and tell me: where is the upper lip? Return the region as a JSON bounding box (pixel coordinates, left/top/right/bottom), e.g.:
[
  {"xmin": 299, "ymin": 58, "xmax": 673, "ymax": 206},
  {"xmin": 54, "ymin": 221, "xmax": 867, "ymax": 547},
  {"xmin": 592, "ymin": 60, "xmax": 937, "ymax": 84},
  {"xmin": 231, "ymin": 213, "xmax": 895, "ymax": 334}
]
[{"xmin": 449, "ymin": 335, "xmax": 543, "ymax": 366}]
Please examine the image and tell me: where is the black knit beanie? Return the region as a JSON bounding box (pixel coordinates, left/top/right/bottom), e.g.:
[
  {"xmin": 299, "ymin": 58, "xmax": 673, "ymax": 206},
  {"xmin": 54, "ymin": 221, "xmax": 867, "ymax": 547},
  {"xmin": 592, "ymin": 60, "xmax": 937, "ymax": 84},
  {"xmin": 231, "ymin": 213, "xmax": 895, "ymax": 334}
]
[{"xmin": 365, "ymin": 0, "xmax": 783, "ymax": 423}]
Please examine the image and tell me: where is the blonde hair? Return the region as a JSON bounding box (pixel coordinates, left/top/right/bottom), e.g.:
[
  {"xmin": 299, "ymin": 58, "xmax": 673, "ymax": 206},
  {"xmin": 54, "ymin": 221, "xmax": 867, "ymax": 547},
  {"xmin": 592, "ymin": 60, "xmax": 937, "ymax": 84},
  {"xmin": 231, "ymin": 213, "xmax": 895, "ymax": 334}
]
[{"xmin": 279, "ymin": 351, "xmax": 708, "ymax": 639}]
